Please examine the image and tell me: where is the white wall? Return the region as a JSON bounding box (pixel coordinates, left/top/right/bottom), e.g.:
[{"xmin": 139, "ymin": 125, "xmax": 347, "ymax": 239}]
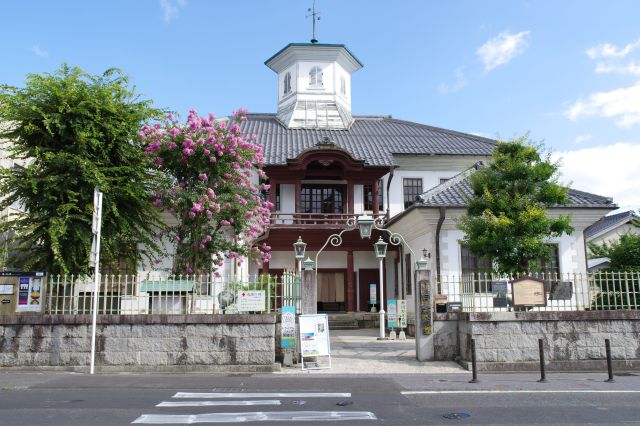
[{"xmin": 387, "ymin": 170, "xmax": 460, "ymax": 217}]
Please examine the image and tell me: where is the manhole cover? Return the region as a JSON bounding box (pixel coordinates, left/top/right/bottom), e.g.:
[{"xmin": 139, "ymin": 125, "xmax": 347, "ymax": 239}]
[{"xmin": 443, "ymin": 412, "xmax": 471, "ymax": 420}]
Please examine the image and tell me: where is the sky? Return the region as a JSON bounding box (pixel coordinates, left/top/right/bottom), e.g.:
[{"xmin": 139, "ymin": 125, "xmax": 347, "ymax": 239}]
[{"xmin": 2, "ymin": 0, "xmax": 639, "ymax": 213}]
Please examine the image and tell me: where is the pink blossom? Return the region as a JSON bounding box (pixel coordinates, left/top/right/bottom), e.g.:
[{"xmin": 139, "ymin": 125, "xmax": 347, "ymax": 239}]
[{"xmin": 198, "ymin": 173, "xmax": 208, "ymax": 181}]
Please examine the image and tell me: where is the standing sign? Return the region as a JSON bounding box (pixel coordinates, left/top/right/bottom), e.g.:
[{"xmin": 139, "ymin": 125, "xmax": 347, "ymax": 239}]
[
  {"xmin": 281, "ymin": 306, "xmax": 296, "ymax": 349},
  {"xmin": 369, "ymin": 284, "xmax": 377, "ymax": 305},
  {"xmin": 397, "ymin": 299, "xmax": 407, "ymax": 328},
  {"xmin": 387, "ymin": 299, "xmax": 398, "ymax": 328},
  {"xmin": 237, "ymin": 290, "xmax": 266, "ymax": 312},
  {"xmin": 16, "ymin": 276, "xmax": 44, "ymax": 313},
  {"xmin": 299, "ymin": 314, "xmax": 331, "ymax": 369}
]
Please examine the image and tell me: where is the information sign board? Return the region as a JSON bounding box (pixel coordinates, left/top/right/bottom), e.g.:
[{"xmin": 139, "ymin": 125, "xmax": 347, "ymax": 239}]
[
  {"xmin": 512, "ymin": 277, "xmax": 546, "ymax": 307},
  {"xmin": 398, "ymin": 299, "xmax": 407, "ymax": 328},
  {"xmin": 491, "ymin": 280, "xmax": 509, "ymax": 308},
  {"xmin": 236, "ymin": 290, "xmax": 265, "ymax": 312},
  {"xmin": 369, "ymin": 284, "xmax": 377, "ymax": 305},
  {"xmin": 299, "ymin": 314, "xmax": 330, "ymax": 357},
  {"xmin": 281, "ymin": 306, "xmax": 296, "ymax": 349},
  {"xmin": 16, "ymin": 276, "xmax": 44, "ymax": 313},
  {"xmin": 387, "ymin": 299, "xmax": 398, "ymax": 328}
]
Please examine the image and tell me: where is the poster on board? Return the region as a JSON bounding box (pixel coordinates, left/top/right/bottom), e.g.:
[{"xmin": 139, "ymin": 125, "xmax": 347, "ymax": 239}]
[
  {"xmin": 16, "ymin": 276, "xmax": 44, "ymax": 313},
  {"xmin": 398, "ymin": 299, "xmax": 407, "ymax": 328},
  {"xmin": 236, "ymin": 290, "xmax": 265, "ymax": 312},
  {"xmin": 387, "ymin": 299, "xmax": 398, "ymax": 328},
  {"xmin": 299, "ymin": 314, "xmax": 330, "ymax": 357}
]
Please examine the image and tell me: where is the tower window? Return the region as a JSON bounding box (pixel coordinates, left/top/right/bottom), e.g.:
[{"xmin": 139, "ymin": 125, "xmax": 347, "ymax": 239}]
[
  {"xmin": 309, "ymin": 66, "xmax": 323, "ymax": 87},
  {"xmin": 340, "ymin": 75, "xmax": 346, "ymax": 95},
  {"xmin": 283, "ymin": 72, "xmax": 291, "ymax": 95}
]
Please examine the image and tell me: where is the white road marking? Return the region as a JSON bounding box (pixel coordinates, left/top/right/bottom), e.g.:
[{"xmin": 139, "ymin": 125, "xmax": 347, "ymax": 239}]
[
  {"xmin": 132, "ymin": 411, "xmax": 377, "ymax": 423},
  {"xmin": 402, "ymin": 390, "xmax": 640, "ymax": 395},
  {"xmin": 157, "ymin": 400, "xmax": 281, "ymax": 407},
  {"xmin": 172, "ymin": 392, "xmax": 351, "ymax": 398}
]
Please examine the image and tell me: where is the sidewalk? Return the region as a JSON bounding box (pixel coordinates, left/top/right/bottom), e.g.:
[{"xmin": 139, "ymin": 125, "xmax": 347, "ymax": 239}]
[{"xmin": 278, "ymin": 328, "xmax": 466, "ymax": 375}]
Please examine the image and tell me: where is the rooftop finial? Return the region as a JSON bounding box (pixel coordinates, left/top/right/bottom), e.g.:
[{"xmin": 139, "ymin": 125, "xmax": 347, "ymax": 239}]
[{"xmin": 306, "ymin": 0, "xmax": 321, "ymax": 43}]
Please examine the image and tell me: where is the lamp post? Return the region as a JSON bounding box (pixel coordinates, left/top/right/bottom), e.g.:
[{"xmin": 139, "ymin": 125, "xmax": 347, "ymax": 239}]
[
  {"xmin": 374, "ymin": 237, "xmax": 388, "ymax": 340},
  {"xmin": 293, "ymin": 236, "xmax": 307, "ymax": 274}
]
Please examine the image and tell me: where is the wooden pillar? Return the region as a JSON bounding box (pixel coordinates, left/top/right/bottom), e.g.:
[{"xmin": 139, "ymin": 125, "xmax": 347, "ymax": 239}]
[
  {"xmin": 268, "ymin": 180, "xmax": 277, "ymax": 213},
  {"xmin": 295, "ymin": 180, "xmax": 301, "ymax": 217},
  {"xmin": 347, "ymin": 181, "xmax": 354, "ymax": 215},
  {"xmin": 372, "ymin": 179, "xmax": 379, "ymax": 216},
  {"xmin": 262, "ymin": 259, "xmax": 269, "ymax": 275},
  {"xmin": 346, "ymin": 250, "xmax": 355, "ymax": 312}
]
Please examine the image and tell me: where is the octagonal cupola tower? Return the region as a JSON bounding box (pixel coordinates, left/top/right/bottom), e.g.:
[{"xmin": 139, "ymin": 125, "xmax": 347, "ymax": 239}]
[{"xmin": 264, "ymin": 43, "xmax": 363, "ymax": 130}]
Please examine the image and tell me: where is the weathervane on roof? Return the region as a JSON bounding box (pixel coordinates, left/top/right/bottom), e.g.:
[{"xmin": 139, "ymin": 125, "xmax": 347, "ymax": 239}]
[{"xmin": 306, "ymin": 0, "xmax": 321, "ymax": 43}]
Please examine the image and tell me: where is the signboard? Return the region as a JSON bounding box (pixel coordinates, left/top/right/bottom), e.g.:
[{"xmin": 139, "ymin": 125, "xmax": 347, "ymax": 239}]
[
  {"xmin": 236, "ymin": 290, "xmax": 265, "ymax": 312},
  {"xmin": 16, "ymin": 276, "xmax": 44, "ymax": 313},
  {"xmin": 299, "ymin": 314, "xmax": 330, "ymax": 357},
  {"xmin": 511, "ymin": 277, "xmax": 546, "ymax": 307},
  {"xmin": 491, "ymin": 280, "xmax": 509, "ymax": 308},
  {"xmin": 0, "ymin": 284, "xmax": 14, "ymax": 295},
  {"xmin": 369, "ymin": 284, "xmax": 377, "ymax": 305},
  {"xmin": 398, "ymin": 300, "xmax": 407, "ymax": 328},
  {"xmin": 387, "ymin": 299, "xmax": 398, "ymax": 328},
  {"xmin": 549, "ymin": 281, "xmax": 573, "ymax": 300},
  {"xmin": 281, "ymin": 306, "xmax": 296, "ymax": 349}
]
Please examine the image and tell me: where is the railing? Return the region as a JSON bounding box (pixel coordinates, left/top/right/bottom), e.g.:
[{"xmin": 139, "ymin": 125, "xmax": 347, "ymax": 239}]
[
  {"xmin": 437, "ymin": 271, "xmax": 640, "ymax": 313},
  {"xmin": 270, "ymin": 212, "xmax": 387, "ymax": 226},
  {"xmin": 43, "ymin": 272, "xmax": 301, "ymax": 316}
]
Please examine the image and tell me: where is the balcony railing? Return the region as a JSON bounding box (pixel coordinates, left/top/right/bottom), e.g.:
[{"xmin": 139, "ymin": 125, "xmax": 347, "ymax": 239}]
[{"xmin": 270, "ymin": 212, "xmax": 387, "ymax": 227}]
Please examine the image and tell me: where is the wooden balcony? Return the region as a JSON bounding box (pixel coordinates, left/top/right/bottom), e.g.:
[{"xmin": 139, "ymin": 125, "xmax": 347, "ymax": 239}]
[{"xmin": 269, "ymin": 212, "xmax": 387, "ymax": 228}]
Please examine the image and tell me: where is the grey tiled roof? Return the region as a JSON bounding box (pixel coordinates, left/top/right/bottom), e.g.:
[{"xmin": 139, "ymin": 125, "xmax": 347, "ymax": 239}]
[
  {"xmin": 241, "ymin": 114, "xmax": 496, "ymax": 166},
  {"xmin": 584, "ymin": 210, "xmax": 638, "ymax": 239},
  {"xmin": 416, "ymin": 164, "xmax": 616, "ymax": 209}
]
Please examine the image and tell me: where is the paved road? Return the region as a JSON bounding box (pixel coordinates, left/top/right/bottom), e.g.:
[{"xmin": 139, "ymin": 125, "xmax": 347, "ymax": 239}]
[{"xmin": 1, "ymin": 372, "xmax": 639, "ymax": 425}]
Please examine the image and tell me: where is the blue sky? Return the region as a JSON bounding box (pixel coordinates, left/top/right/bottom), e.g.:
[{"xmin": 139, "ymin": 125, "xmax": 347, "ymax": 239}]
[{"xmin": 2, "ymin": 0, "xmax": 639, "ymax": 211}]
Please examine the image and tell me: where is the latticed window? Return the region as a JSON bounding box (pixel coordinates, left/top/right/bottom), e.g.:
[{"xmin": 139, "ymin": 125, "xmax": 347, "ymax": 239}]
[
  {"xmin": 403, "ymin": 178, "xmax": 423, "ymax": 209},
  {"xmin": 460, "ymin": 245, "xmax": 493, "ymax": 292},
  {"xmin": 363, "ymin": 179, "xmax": 384, "ymax": 211},
  {"xmin": 283, "ymin": 72, "xmax": 291, "ymax": 95},
  {"xmin": 309, "ymin": 66, "xmax": 323, "ymax": 87}
]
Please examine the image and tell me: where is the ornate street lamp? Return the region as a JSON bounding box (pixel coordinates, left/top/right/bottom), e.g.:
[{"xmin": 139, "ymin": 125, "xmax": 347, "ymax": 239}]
[
  {"xmin": 374, "ymin": 237, "xmax": 388, "ymax": 340},
  {"xmin": 357, "ymin": 214, "xmax": 374, "ymax": 239},
  {"xmin": 303, "ymin": 257, "xmax": 315, "ymax": 270},
  {"xmin": 293, "ymin": 236, "xmax": 307, "ymax": 272},
  {"xmin": 416, "ymin": 248, "xmax": 430, "ymax": 271}
]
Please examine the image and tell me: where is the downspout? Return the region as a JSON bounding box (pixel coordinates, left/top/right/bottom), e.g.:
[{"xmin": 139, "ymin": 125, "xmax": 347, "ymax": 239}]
[
  {"xmin": 386, "ymin": 167, "xmax": 395, "ymax": 218},
  {"xmin": 435, "ymin": 207, "xmax": 446, "ymax": 293}
]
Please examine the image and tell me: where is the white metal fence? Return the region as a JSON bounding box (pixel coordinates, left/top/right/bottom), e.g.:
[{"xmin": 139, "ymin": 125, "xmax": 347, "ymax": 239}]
[
  {"xmin": 44, "ymin": 272, "xmax": 301, "ymax": 315},
  {"xmin": 437, "ymin": 271, "xmax": 640, "ymax": 312}
]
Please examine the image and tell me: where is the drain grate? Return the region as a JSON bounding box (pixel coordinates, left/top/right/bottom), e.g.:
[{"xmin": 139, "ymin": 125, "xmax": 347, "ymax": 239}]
[{"xmin": 443, "ymin": 412, "xmax": 471, "ymax": 420}]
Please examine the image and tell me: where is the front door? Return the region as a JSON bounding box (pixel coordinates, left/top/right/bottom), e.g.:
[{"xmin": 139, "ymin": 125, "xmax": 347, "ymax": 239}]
[{"xmin": 317, "ymin": 271, "xmax": 345, "ymax": 311}]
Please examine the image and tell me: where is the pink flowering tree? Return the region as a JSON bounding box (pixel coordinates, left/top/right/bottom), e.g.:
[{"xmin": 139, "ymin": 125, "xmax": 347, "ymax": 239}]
[{"xmin": 140, "ymin": 108, "xmax": 272, "ymax": 275}]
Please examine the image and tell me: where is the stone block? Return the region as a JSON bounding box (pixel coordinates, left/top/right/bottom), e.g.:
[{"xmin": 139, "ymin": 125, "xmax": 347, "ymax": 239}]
[
  {"xmin": 102, "ymin": 351, "xmax": 139, "ymax": 365},
  {"xmin": 0, "ymin": 353, "xmax": 18, "ymax": 366},
  {"xmin": 577, "ymin": 346, "xmax": 605, "ymax": 360},
  {"xmin": 249, "ymin": 323, "xmax": 275, "ymax": 337},
  {"xmin": 223, "ymin": 324, "xmax": 251, "ymax": 337},
  {"xmin": 520, "ymin": 322, "xmax": 546, "ymax": 335},
  {"xmin": 57, "ymin": 352, "xmax": 90, "ymax": 366},
  {"xmin": 476, "ymin": 349, "xmax": 498, "ymax": 362},
  {"xmin": 235, "ymin": 337, "xmax": 274, "ymax": 352},
  {"xmin": 235, "ymin": 351, "xmax": 273, "ymax": 365},
  {"xmin": 188, "ymin": 351, "xmax": 231, "ymax": 365},
  {"xmin": 136, "ymin": 351, "xmax": 169, "ymax": 366}
]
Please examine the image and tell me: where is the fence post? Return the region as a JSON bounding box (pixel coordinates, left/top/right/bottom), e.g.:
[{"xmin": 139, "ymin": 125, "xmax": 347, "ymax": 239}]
[
  {"xmin": 469, "ymin": 338, "xmax": 479, "ymax": 383},
  {"xmin": 537, "ymin": 338, "xmax": 547, "ymax": 383},
  {"xmin": 605, "ymin": 339, "xmax": 615, "ymax": 383}
]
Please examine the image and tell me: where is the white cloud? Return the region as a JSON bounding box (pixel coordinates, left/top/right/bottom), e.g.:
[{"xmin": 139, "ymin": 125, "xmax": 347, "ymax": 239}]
[
  {"xmin": 554, "ymin": 143, "xmax": 640, "ymax": 212},
  {"xmin": 594, "ymin": 61, "xmax": 640, "ymax": 75},
  {"xmin": 586, "ymin": 38, "xmax": 640, "ymax": 59},
  {"xmin": 160, "ymin": 0, "xmax": 187, "ymax": 23},
  {"xmin": 573, "ymin": 134, "xmax": 592, "ymax": 145},
  {"xmin": 31, "ymin": 45, "xmax": 48, "ymax": 58},
  {"xmin": 565, "ymin": 81, "xmax": 640, "ymax": 127},
  {"xmin": 476, "ymin": 30, "xmax": 531, "ymax": 72},
  {"xmin": 438, "ymin": 67, "xmax": 468, "ymax": 94}
]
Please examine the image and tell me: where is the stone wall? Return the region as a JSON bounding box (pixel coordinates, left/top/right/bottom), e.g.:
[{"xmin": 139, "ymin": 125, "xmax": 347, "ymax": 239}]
[
  {"xmin": 0, "ymin": 314, "xmax": 277, "ymax": 372},
  {"xmin": 434, "ymin": 311, "xmax": 640, "ymax": 371}
]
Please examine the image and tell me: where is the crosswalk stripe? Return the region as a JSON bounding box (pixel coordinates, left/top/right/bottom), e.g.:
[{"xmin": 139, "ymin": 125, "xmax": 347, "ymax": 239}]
[
  {"xmin": 172, "ymin": 392, "xmax": 351, "ymax": 399},
  {"xmin": 132, "ymin": 411, "xmax": 377, "ymax": 423},
  {"xmin": 402, "ymin": 390, "xmax": 640, "ymax": 395},
  {"xmin": 157, "ymin": 400, "xmax": 281, "ymax": 407}
]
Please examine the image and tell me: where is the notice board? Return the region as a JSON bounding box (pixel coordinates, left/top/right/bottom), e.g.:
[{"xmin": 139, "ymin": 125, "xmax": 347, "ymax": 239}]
[{"xmin": 299, "ymin": 314, "xmax": 330, "ymax": 357}]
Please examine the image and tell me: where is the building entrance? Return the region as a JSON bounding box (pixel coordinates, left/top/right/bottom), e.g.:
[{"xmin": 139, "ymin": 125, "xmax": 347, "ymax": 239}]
[{"xmin": 317, "ymin": 271, "xmax": 346, "ymax": 312}]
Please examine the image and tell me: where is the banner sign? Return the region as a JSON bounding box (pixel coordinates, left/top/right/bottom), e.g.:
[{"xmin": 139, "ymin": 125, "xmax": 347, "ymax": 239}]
[
  {"xmin": 281, "ymin": 306, "xmax": 296, "ymax": 349},
  {"xmin": 237, "ymin": 290, "xmax": 265, "ymax": 312},
  {"xmin": 369, "ymin": 284, "xmax": 377, "ymax": 305},
  {"xmin": 387, "ymin": 299, "xmax": 398, "ymax": 328},
  {"xmin": 299, "ymin": 314, "xmax": 330, "ymax": 357},
  {"xmin": 398, "ymin": 299, "xmax": 407, "ymax": 328},
  {"xmin": 16, "ymin": 276, "xmax": 44, "ymax": 313}
]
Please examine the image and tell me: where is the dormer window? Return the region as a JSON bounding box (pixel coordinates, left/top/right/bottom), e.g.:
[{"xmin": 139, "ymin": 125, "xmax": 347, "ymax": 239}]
[
  {"xmin": 283, "ymin": 72, "xmax": 291, "ymax": 95},
  {"xmin": 309, "ymin": 66, "xmax": 323, "ymax": 88},
  {"xmin": 340, "ymin": 75, "xmax": 346, "ymax": 95}
]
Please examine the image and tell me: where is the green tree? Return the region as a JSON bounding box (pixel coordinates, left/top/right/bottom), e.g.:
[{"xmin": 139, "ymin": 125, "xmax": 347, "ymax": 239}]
[
  {"xmin": 459, "ymin": 136, "xmax": 573, "ymax": 273},
  {"xmin": 0, "ymin": 65, "xmax": 164, "ymax": 275},
  {"xmin": 589, "ymin": 233, "xmax": 640, "ymax": 271}
]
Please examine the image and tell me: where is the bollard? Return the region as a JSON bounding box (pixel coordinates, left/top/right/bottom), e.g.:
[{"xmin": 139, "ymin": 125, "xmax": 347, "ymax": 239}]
[
  {"xmin": 469, "ymin": 338, "xmax": 479, "ymax": 383},
  {"xmin": 605, "ymin": 339, "xmax": 615, "ymax": 383},
  {"xmin": 537, "ymin": 338, "xmax": 547, "ymax": 383}
]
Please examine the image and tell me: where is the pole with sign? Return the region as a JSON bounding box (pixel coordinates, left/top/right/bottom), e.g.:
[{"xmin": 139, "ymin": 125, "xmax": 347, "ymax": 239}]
[{"xmin": 89, "ymin": 188, "xmax": 103, "ymax": 375}]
